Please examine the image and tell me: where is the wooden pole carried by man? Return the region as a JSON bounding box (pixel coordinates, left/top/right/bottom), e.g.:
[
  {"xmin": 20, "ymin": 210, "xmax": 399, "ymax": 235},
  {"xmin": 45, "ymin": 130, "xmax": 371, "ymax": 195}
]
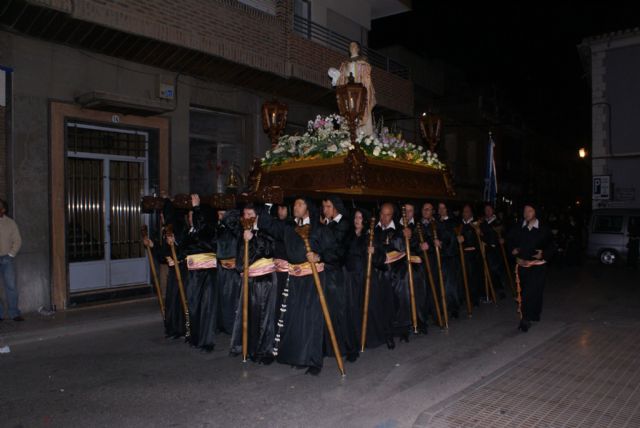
[
  {"xmin": 360, "ymin": 216, "xmax": 376, "ymax": 352},
  {"xmin": 141, "ymin": 225, "xmax": 165, "ymax": 321}
]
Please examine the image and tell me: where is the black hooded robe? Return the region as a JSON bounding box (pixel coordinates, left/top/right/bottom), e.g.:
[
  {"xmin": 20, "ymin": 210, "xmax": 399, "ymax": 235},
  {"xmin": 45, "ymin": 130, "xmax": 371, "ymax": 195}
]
[
  {"xmin": 230, "ymin": 226, "xmax": 277, "ymax": 361},
  {"xmin": 216, "ymin": 210, "xmax": 242, "ymax": 335},
  {"xmin": 258, "ymin": 211, "xmax": 328, "ymax": 370},
  {"xmin": 401, "ymin": 219, "xmax": 429, "ymax": 332},
  {"xmin": 460, "ymin": 221, "xmax": 484, "ymax": 308},
  {"xmin": 508, "ymin": 221, "xmax": 555, "ymax": 323},
  {"xmin": 438, "ymin": 218, "xmax": 461, "ymax": 316},
  {"xmin": 480, "ymin": 218, "xmax": 508, "ymax": 297},
  {"xmin": 345, "ymin": 228, "xmax": 368, "ymax": 347},
  {"xmin": 367, "ymin": 223, "xmax": 407, "ymax": 348},
  {"xmin": 181, "ymin": 205, "xmax": 219, "ymax": 350},
  {"xmin": 160, "ymin": 200, "xmax": 187, "ymax": 338},
  {"xmin": 321, "ymin": 208, "xmax": 359, "ymax": 360}
]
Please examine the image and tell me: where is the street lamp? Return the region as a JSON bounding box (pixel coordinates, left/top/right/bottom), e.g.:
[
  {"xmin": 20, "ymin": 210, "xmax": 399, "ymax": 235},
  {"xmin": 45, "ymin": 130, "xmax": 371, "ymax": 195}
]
[
  {"xmin": 261, "ymin": 99, "xmax": 288, "ymax": 148},
  {"xmin": 419, "ymin": 111, "xmax": 442, "ymax": 152},
  {"xmin": 336, "ymin": 75, "xmax": 368, "ymax": 188},
  {"xmin": 578, "ymin": 147, "xmax": 587, "ymax": 158},
  {"xmin": 336, "ymin": 75, "xmax": 367, "ymax": 147}
]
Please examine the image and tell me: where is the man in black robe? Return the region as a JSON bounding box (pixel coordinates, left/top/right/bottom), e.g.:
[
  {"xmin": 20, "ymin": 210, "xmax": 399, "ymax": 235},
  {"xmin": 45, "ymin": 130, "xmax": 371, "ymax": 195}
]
[
  {"xmin": 160, "ymin": 198, "xmax": 187, "ymax": 339},
  {"xmin": 401, "ymin": 202, "xmax": 429, "ymax": 334},
  {"xmin": 181, "ymin": 194, "xmax": 219, "ymax": 352},
  {"xmin": 508, "ymin": 203, "xmax": 555, "ymax": 332},
  {"xmin": 480, "ymin": 203, "xmax": 508, "ymax": 299},
  {"xmin": 258, "ymin": 197, "xmax": 328, "ymax": 375},
  {"xmin": 216, "ymin": 209, "xmax": 242, "ymax": 334},
  {"xmin": 458, "ymin": 204, "xmax": 483, "ymax": 308},
  {"xmin": 321, "ymin": 196, "xmax": 359, "ymax": 362},
  {"xmin": 230, "ymin": 203, "xmax": 277, "ymax": 364},
  {"xmin": 273, "ymin": 204, "xmax": 295, "ymax": 324},
  {"xmin": 420, "ymin": 202, "xmax": 442, "ymax": 326},
  {"xmin": 368, "ymin": 203, "xmax": 410, "ymax": 349},
  {"xmin": 437, "ymin": 202, "xmax": 461, "ymax": 319},
  {"xmin": 345, "ymin": 207, "xmax": 371, "ymax": 346}
]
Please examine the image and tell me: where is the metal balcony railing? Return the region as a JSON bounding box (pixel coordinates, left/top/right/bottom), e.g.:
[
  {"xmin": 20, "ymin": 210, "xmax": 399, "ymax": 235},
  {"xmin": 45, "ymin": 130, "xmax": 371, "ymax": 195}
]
[{"xmin": 293, "ymin": 15, "xmax": 410, "ymax": 80}]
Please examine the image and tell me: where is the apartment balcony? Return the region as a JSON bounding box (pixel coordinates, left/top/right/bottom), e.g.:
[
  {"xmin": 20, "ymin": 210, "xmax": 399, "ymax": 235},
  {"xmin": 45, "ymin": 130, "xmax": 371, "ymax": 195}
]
[{"xmin": 0, "ymin": 0, "xmax": 413, "ymax": 115}]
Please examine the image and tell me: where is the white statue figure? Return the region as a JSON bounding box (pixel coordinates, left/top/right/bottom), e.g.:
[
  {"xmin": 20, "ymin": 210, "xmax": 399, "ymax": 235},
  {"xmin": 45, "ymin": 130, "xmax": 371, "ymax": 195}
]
[{"xmin": 329, "ymin": 41, "xmax": 376, "ymax": 137}]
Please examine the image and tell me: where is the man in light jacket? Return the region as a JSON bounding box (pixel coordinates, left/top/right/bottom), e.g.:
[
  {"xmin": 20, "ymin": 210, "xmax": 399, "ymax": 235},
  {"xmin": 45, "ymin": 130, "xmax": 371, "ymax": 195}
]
[{"xmin": 0, "ymin": 198, "xmax": 23, "ymax": 321}]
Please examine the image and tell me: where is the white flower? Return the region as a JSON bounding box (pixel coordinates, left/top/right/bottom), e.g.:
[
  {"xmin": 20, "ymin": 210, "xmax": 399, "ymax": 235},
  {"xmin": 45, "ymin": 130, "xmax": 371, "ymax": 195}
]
[
  {"xmin": 373, "ymin": 147, "xmax": 381, "ymax": 156},
  {"xmin": 265, "ymin": 152, "xmax": 271, "ymax": 159},
  {"xmin": 339, "ymin": 140, "xmax": 351, "ymax": 149},
  {"xmin": 327, "ymin": 144, "xmax": 338, "ymax": 152}
]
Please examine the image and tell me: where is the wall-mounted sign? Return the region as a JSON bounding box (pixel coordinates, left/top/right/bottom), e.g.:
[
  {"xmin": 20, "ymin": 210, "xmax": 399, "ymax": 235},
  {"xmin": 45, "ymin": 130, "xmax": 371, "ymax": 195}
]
[
  {"xmin": 593, "ymin": 175, "xmax": 611, "ymax": 200},
  {"xmin": 615, "ymin": 187, "xmax": 636, "ymax": 201}
]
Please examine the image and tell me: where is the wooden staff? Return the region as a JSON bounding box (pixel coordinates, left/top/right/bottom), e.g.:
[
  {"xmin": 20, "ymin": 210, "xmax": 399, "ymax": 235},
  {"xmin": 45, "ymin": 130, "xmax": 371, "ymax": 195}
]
[
  {"xmin": 430, "ymin": 222, "xmax": 449, "ymax": 328},
  {"xmin": 295, "ymin": 225, "xmax": 345, "ymax": 376},
  {"xmin": 360, "ymin": 216, "xmax": 376, "ymax": 352},
  {"xmin": 416, "ymin": 223, "xmax": 443, "ymax": 328},
  {"xmin": 141, "ymin": 225, "xmax": 165, "ymax": 320},
  {"xmin": 473, "ymin": 224, "xmax": 497, "ymax": 303},
  {"xmin": 240, "ymin": 217, "xmax": 256, "ymax": 362},
  {"xmin": 455, "ymin": 225, "xmax": 473, "ymax": 318},
  {"xmin": 166, "ymin": 224, "xmax": 191, "ymax": 339},
  {"xmin": 496, "ymin": 229, "xmax": 516, "ymax": 295},
  {"xmin": 401, "ymin": 207, "xmax": 418, "ymax": 334}
]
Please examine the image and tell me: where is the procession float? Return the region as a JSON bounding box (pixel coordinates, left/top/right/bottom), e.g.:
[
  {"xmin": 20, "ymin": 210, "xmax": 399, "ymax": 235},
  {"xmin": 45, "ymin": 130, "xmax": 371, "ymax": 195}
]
[
  {"xmin": 140, "ymin": 43, "xmax": 460, "ymax": 376},
  {"xmin": 249, "ymin": 42, "xmax": 455, "ymax": 201}
]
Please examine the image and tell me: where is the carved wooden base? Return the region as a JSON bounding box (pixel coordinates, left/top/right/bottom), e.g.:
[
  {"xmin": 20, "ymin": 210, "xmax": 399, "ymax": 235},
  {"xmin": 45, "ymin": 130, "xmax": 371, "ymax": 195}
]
[{"xmin": 255, "ymin": 154, "xmax": 455, "ymax": 200}]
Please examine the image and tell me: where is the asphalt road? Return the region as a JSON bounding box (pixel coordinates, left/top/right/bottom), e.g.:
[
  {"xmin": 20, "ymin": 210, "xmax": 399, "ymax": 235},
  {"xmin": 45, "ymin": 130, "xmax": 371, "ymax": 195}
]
[{"xmin": 1, "ymin": 261, "xmax": 638, "ymax": 428}]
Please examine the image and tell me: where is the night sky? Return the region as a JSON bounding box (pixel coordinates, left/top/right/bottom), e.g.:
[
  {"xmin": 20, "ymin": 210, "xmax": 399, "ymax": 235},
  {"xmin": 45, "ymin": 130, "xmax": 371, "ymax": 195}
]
[{"xmin": 371, "ymin": 3, "xmax": 640, "ymax": 149}]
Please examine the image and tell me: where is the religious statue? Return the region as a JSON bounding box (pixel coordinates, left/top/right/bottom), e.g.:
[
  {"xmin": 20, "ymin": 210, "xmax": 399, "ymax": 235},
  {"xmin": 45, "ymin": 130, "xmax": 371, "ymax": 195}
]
[{"xmin": 329, "ymin": 41, "xmax": 376, "ymax": 136}]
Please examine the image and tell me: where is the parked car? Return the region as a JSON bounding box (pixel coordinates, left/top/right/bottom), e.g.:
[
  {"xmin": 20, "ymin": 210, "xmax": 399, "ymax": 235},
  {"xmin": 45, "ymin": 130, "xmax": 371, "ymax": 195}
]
[{"xmin": 587, "ymin": 209, "xmax": 640, "ymax": 265}]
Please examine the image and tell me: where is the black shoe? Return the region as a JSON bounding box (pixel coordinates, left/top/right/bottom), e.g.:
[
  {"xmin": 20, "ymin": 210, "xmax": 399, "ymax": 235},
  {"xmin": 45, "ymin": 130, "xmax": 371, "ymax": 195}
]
[
  {"xmin": 259, "ymin": 356, "xmax": 275, "ymax": 365},
  {"xmin": 518, "ymin": 320, "xmax": 531, "ymax": 333},
  {"xmin": 346, "ymin": 352, "xmax": 359, "ymax": 363},
  {"xmin": 451, "ymin": 310, "xmax": 459, "ymax": 319},
  {"xmin": 386, "ymin": 337, "xmax": 396, "ymax": 350},
  {"xmin": 305, "ymin": 366, "xmax": 321, "ymax": 376},
  {"xmin": 418, "ymin": 326, "xmax": 428, "ymax": 335},
  {"xmin": 200, "ymin": 345, "xmax": 214, "ymax": 353},
  {"xmin": 12, "ymin": 316, "xmax": 24, "ymax": 322},
  {"xmin": 400, "ymin": 333, "xmax": 410, "ymax": 343}
]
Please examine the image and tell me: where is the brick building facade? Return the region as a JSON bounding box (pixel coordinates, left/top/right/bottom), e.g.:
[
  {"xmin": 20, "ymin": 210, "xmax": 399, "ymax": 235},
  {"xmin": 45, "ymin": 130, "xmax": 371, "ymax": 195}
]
[{"xmin": 0, "ymin": 0, "xmax": 412, "ymax": 312}]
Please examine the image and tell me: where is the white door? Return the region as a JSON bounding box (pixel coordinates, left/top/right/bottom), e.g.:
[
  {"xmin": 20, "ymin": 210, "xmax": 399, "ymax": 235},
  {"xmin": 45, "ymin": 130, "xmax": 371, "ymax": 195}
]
[{"xmin": 66, "ymin": 123, "xmax": 149, "ymax": 293}]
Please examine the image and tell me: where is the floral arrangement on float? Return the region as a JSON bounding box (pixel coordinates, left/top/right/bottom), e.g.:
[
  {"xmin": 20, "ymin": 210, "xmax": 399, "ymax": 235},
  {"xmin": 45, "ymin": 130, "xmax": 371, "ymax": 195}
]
[{"xmin": 261, "ymin": 114, "xmax": 445, "ymax": 170}]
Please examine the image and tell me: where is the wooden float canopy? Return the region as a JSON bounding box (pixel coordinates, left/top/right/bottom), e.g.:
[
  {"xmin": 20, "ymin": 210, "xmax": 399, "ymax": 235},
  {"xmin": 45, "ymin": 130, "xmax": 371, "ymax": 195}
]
[
  {"xmin": 141, "ymin": 152, "xmax": 456, "ymax": 212},
  {"xmin": 251, "ymin": 153, "xmax": 456, "ymax": 201}
]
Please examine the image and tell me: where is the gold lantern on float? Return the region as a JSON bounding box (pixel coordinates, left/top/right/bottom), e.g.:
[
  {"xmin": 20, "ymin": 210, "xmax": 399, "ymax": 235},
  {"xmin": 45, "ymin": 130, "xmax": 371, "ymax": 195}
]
[{"xmin": 261, "ymin": 100, "xmax": 288, "ymax": 148}]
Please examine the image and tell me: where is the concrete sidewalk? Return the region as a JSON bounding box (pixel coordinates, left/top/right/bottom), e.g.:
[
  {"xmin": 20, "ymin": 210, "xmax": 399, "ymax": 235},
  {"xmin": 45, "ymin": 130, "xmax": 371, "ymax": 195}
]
[{"xmin": 0, "ymin": 298, "xmax": 161, "ymax": 348}]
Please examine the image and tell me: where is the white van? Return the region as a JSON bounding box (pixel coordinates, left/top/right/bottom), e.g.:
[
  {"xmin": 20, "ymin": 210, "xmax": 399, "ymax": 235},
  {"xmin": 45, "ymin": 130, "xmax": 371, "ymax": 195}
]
[{"xmin": 587, "ymin": 209, "xmax": 640, "ymax": 265}]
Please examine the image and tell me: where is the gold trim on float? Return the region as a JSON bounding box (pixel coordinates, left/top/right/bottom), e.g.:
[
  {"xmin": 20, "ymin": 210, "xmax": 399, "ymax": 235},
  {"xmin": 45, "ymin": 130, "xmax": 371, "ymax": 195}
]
[{"xmin": 264, "ymin": 155, "xmax": 444, "ymax": 174}]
